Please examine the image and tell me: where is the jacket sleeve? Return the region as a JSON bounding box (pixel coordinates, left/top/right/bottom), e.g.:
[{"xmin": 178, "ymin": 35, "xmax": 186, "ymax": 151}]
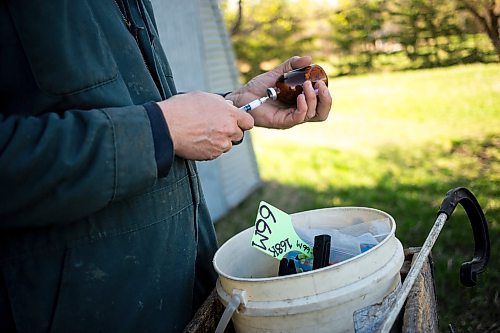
[{"xmin": 0, "ymin": 105, "xmax": 165, "ymax": 228}]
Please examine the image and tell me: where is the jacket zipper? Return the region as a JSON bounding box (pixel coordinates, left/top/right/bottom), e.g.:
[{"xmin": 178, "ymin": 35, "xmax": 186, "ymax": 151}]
[
  {"xmin": 115, "ymin": 0, "xmax": 196, "ymax": 235},
  {"xmin": 113, "ymin": 0, "xmax": 156, "ymax": 90},
  {"xmin": 114, "ymin": 0, "xmax": 131, "ymax": 29}
]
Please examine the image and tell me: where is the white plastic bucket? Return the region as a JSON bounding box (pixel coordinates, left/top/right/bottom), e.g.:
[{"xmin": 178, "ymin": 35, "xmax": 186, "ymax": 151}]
[{"xmin": 213, "ymin": 207, "xmax": 404, "ymax": 333}]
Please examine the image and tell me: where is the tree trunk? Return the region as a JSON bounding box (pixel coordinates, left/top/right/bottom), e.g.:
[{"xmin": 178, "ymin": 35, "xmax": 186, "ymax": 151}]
[
  {"xmin": 487, "ymin": 2, "xmax": 500, "ymax": 59},
  {"xmin": 461, "ymin": 0, "xmax": 500, "ymax": 60},
  {"xmin": 230, "ymin": 0, "xmax": 243, "ymax": 36}
]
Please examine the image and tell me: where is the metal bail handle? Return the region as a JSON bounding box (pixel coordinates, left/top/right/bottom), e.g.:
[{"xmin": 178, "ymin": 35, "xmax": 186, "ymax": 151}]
[{"xmin": 438, "ymin": 187, "xmax": 490, "ymax": 287}]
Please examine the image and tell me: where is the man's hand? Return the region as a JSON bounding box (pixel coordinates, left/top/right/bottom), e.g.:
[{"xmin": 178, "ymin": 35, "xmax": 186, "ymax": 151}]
[
  {"xmin": 157, "ymin": 92, "xmax": 254, "ymax": 160},
  {"xmin": 226, "ymin": 56, "xmax": 332, "ymax": 129}
]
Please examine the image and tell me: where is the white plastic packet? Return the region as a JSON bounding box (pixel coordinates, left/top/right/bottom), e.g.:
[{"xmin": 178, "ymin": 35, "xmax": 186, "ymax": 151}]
[{"xmin": 294, "ymin": 218, "xmax": 391, "ymax": 264}]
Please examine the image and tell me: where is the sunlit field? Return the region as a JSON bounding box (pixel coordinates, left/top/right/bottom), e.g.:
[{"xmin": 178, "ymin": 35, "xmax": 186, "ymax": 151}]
[{"xmin": 215, "ymin": 63, "xmax": 500, "ymax": 332}]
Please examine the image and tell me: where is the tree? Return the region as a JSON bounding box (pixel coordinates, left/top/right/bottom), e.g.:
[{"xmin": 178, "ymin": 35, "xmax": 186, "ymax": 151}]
[
  {"xmin": 222, "ymin": 0, "xmax": 312, "ymax": 81},
  {"xmin": 329, "ymin": 0, "xmax": 387, "ymax": 71},
  {"xmin": 387, "ymin": 0, "xmax": 423, "ymax": 62},
  {"xmin": 456, "ymin": 0, "xmax": 500, "ymax": 60},
  {"xmin": 230, "ymin": 0, "xmax": 243, "ymax": 36},
  {"xmin": 388, "ymin": 0, "xmax": 463, "ymax": 67}
]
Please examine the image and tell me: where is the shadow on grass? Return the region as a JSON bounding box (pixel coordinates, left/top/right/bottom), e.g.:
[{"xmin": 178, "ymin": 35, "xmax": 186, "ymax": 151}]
[{"xmin": 214, "ymin": 135, "xmax": 499, "ymax": 332}]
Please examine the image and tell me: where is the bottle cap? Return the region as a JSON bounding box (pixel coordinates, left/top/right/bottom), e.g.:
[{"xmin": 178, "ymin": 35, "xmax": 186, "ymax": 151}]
[{"xmin": 266, "ymin": 87, "xmax": 278, "ymax": 101}]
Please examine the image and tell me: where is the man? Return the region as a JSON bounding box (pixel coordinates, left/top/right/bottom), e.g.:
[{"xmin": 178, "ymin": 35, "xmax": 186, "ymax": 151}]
[{"xmin": 0, "ymin": 1, "xmax": 332, "ymax": 332}]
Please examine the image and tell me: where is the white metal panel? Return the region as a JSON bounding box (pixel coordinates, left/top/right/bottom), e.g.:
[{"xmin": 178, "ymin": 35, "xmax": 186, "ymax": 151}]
[
  {"xmin": 198, "ymin": 0, "xmax": 261, "ymax": 217},
  {"xmin": 149, "ymin": 0, "xmax": 208, "ymax": 91},
  {"xmin": 198, "ymin": 0, "xmax": 240, "ymax": 92},
  {"xmin": 196, "ymin": 159, "xmax": 227, "ymax": 220},
  {"xmin": 149, "ymin": 0, "xmax": 261, "ymax": 221},
  {"xmin": 219, "ymin": 133, "xmax": 261, "ymax": 208}
]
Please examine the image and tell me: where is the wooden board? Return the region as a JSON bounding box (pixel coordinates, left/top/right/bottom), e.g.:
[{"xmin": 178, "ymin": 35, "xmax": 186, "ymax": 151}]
[{"xmin": 401, "ymin": 248, "xmax": 439, "ymax": 333}]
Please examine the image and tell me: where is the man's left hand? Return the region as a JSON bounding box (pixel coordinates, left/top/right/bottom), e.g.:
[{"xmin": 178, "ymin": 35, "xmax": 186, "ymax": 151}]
[{"xmin": 225, "ymin": 56, "xmax": 332, "ymax": 129}]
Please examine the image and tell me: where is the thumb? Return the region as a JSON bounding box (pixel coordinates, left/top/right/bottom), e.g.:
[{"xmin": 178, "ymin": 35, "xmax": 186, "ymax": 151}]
[
  {"xmin": 276, "ymin": 55, "xmax": 312, "ymax": 74},
  {"xmin": 235, "ymin": 110, "xmax": 255, "ymax": 131}
]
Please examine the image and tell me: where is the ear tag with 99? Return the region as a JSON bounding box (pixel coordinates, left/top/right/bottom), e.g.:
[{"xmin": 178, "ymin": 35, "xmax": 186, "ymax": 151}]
[{"xmin": 251, "ymin": 201, "xmax": 313, "ymax": 260}]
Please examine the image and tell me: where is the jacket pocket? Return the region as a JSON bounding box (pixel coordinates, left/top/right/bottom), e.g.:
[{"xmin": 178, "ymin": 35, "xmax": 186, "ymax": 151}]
[
  {"xmin": 48, "ymin": 207, "xmax": 198, "ymax": 333},
  {"xmin": 7, "ymin": 1, "xmax": 118, "ymax": 96}
]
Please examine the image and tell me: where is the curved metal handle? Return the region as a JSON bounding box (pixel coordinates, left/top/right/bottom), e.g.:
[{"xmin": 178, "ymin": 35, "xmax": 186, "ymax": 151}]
[{"xmin": 438, "ymin": 187, "xmax": 490, "ymax": 287}]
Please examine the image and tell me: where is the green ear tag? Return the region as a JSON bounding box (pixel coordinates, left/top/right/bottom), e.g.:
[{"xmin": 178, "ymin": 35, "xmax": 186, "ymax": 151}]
[{"xmin": 251, "ymin": 201, "xmax": 313, "ymax": 260}]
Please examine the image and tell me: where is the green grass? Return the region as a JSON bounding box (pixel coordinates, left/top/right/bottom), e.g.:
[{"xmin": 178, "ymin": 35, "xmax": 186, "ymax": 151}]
[{"xmin": 214, "ymin": 63, "xmax": 500, "ymax": 332}]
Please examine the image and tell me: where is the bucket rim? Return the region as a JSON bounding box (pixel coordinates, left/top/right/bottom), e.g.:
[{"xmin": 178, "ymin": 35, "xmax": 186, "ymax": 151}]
[{"xmin": 213, "ymin": 206, "xmax": 396, "ymax": 283}]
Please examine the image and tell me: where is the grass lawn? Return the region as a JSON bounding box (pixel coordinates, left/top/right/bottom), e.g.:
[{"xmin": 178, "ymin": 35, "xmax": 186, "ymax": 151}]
[{"xmin": 214, "ymin": 63, "xmax": 499, "ymax": 332}]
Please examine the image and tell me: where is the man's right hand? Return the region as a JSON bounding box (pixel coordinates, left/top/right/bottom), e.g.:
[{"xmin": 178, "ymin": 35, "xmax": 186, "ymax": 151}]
[{"xmin": 157, "ymin": 92, "xmax": 254, "ymax": 161}]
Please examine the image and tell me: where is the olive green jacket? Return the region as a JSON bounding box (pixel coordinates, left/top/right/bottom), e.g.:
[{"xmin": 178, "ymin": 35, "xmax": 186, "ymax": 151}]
[{"xmin": 0, "ymin": 1, "xmax": 218, "ymax": 332}]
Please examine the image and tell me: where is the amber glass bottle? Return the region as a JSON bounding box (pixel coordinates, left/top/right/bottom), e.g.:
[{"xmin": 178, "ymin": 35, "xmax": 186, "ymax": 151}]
[{"xmin": 270, "ymin": 64, "xmax": 328, "ymax": 106}]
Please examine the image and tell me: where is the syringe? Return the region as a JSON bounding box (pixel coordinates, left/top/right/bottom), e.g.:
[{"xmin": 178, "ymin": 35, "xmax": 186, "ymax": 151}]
[
  {"xmin": 238, "ymin": 86, "xmax": 321, "ymax": 112},
  {"xmin": 238, "ymin": 88, "xmax": 278, "ymax": 112}
]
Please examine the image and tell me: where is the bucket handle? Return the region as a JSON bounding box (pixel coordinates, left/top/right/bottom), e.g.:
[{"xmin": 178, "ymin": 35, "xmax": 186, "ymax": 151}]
[
  {"xmin": 438, "ymin": 187, "xmax": 490, "ymax": 287},
  {"xmin": 215, "ymin": 289, "xmax": 247, "ymax": 333}
]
